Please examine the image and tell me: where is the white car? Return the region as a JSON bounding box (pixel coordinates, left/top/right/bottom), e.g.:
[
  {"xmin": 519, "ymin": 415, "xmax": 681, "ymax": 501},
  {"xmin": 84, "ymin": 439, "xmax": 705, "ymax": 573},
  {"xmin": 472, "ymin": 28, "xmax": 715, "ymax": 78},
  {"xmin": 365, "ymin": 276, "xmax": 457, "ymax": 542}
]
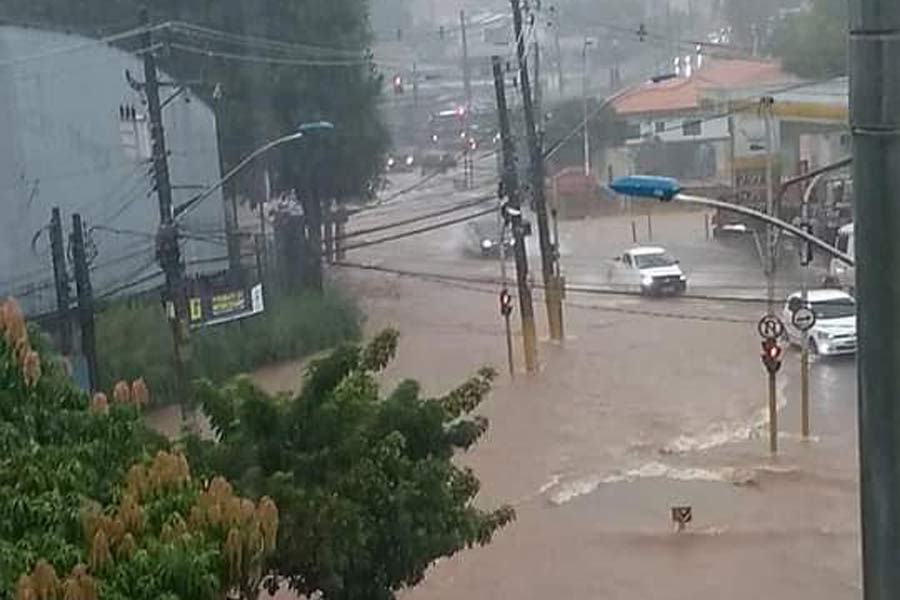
[
  {"xmin": 607, "ymin": 246, "xmax": 687, "ymax": 296},
  {"xmin": 782, "ymin": 289, "xmax": 857, "ymax": 356}
]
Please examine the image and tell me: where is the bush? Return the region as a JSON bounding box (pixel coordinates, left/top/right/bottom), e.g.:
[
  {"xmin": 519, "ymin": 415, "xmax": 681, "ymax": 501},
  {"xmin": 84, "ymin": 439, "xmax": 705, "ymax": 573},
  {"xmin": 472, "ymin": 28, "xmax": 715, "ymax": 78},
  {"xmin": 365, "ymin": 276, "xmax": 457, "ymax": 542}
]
[{"xmin": 96, "ymin": 289, "xmax": 362, "ymax": 405}]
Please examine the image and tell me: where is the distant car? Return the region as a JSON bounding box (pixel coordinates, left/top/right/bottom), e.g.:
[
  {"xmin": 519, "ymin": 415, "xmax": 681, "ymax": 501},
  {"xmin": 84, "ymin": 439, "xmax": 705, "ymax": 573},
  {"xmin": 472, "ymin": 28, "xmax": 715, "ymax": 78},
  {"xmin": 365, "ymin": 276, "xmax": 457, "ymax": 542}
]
[
  {"xmin": 419, "ymin": 151, "xmax": 457, "ymax": 174},
  {"xmin": 607, "ymin": 246, "xmax": 687, "ymax": 296},
  {"xmin": 465, "ymin": 218, "xmax": 512, "ymax": 257},
  {"xmin": 783, "ymin": 289, "xmax": 857, "ymax": 357},
  {"xmin": 386, "ymin": 151, "xmax": 416, "ymax": 173}
]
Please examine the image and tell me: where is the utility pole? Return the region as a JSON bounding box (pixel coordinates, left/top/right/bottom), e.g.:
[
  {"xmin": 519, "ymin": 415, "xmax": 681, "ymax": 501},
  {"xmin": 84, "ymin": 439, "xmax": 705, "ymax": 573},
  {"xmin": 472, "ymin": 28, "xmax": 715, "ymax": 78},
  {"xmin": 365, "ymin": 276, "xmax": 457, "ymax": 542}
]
[
  {"xmin": 762, "ymin": 96, "xmax": 776, "ymax": 314},
  {"xmin": 498, "ymin": 209, "xmax": 515, "ymax": 378},
  {"xmin": 492, "ymin": 55, "xmax": 538, "ymax": 373},
  {"xmin": 850, "ymin": 0, "xmax": 900, "ymax": 596},
  {"xmin": 49, "ymin": 207, "xmax": 72, "ymax": 355},
  {"xmin": 460, "ymin": 10, "xmax": 474, "ymax": 189},
  {"xmin": 511, "ymin": 0, "xmax": 565, "ymax": 342},
  {"xmin": 549, "ymin": 6, "xmax": 564, "ymax": 96},
  {"xmin": 70, "ymin": 213, "xmax": 98, "ymax": 391},
  {"xmin": 140, "ymin": 8, "xmax": 192, "ymax": 425}
]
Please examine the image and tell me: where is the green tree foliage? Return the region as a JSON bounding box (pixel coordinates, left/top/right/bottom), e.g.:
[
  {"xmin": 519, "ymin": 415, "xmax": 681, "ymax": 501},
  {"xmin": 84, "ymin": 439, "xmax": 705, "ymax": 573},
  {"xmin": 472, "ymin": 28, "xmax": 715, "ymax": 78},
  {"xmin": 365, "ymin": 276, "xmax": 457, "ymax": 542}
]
[
  {"xmin": 544, "ymin": 97, "xmax": 623, "ymax": 171},
  {"xmin": 0, "ymin": 297, "xmax": 276, "ymax": 599},
  {"xmin": 770, "ymin": 0, "xmax": 847, "ymax": 78},
  {"xmin": 2, "ymin": 0, "xmax": 388, "ymax": 200},
  {"xmin": 188, "ymin": 329, "xmax": 515, "ymax": 600},
  {"xmin": 96, "ymin": 290, "xmax": 361, "ymax": 406}
]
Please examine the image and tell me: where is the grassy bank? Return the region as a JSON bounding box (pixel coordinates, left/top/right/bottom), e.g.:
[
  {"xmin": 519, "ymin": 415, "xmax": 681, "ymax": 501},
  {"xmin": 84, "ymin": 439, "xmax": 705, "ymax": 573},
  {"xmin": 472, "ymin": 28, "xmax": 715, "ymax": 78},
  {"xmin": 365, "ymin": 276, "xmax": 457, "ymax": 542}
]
[{"xmin": 96, "ymin": 288, "xmax": 361, "ymax": 405}]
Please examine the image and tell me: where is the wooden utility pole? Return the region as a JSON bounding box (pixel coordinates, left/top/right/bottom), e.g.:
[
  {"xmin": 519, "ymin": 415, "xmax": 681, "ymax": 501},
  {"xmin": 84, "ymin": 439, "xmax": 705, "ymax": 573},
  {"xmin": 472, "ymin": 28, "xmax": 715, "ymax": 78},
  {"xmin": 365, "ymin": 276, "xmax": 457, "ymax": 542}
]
[
  {"xmin": 49, "ymin": 207, "xmax": 73, "ymax": 355},
  {"xmin": 492, "ymin": 55, "xmax": 538, "ymax": 373},
  {"xmin": 510, "ymin": 0, "xmax": 565, "ymax": 341},
  {"xmin": 70, "ymin": 213, "xmax": 98, "ymax": 391},
  {"xmin": 140, "ymin": 8, "xmax": 192, "ymax": 424}
]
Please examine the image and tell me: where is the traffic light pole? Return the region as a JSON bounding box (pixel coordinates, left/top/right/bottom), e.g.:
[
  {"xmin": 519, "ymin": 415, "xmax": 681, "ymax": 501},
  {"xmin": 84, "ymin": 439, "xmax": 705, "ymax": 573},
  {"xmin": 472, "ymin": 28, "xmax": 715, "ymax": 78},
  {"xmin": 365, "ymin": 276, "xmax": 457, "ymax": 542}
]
[
  {"xmin": 510, "ymin": 0, "xmax": 565, "ymax": 342},
  {"xmin": 850, "ymin": 1, "xmax": 900, "ymax": 596},
  {"xmin": 493, "ymin": 55, "xmax": 538, "ymax": 373},
  {"xmin": 498, "ymin": 207, "xmax": 515, "ymax": 378},
  {"xmin": 768, "ymin": 369, "xmax": 778, "ymax": 454}
]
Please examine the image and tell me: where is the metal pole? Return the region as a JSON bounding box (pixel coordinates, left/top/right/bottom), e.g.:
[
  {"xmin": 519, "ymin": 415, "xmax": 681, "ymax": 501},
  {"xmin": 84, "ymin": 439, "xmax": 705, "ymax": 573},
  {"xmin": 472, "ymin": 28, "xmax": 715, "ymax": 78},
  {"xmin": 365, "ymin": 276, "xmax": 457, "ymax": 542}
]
[
  {"xmin": 582, "ymin": 40, "xmax": 591, "ymax": 177},
  {"xmin": 511, "ymin": 0, "xmax": 565, "ymax": 342},
  {"xmin": 850, "ymin": 1, "xmax": 900, "ymax": 596},
  {"xmin": 499, "ymin": 209, "xmax": 515, "ymax": 378},
  {"xmin": 768, "ymin": 370, "xmax": 778, "ymax": 455},
  {"xmin": 763, "ymin": 96, "xmax": 776, "ymax": 314},
  {"xmin": 647, "ymin": 211, "xmax": 653, "ymax": 241},
  {"xmin": 800, "ymin": 173, "xmax": 824, "ymax": 439},
  {"xmin": 553, "ymin": 11, "xmax": 565, "ymax": 96},
  {"xmin": 493, "ymin": 55, "xmax": 538, "ymax": 373}
]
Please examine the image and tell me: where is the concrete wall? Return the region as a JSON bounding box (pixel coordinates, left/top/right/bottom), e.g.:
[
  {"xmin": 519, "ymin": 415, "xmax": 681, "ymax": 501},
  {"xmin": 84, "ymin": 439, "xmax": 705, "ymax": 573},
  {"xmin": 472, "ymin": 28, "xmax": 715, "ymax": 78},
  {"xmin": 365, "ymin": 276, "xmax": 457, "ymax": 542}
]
[{"xmin": 0, "ymin": 26, "xmax": 226, "ymax": 314}]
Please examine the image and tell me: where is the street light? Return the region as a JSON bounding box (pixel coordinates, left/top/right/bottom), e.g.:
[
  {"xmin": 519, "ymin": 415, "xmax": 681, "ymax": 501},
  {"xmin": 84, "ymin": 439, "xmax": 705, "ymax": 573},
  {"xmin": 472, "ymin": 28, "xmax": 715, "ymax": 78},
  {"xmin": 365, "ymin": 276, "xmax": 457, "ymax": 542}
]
[
  {"xmin": 174, "ymin": 130, "xmax": 307, "ymax": 219},
  {"xmin": 582, "ymin": 37, "xmax": 596, "ymax": 177},
  {"xmin": 609, "ymin": 175, "xmax": 854, "ymax": 266}
]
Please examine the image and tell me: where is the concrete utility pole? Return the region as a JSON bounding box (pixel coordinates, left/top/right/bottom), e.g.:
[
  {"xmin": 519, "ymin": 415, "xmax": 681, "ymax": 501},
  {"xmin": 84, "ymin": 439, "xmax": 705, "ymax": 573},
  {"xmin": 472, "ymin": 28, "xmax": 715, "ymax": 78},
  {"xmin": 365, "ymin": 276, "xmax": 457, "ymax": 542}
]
[
  {"xmin": 140, "ymin": 8, "xmax": 192, "ymax": 425},
  {"xmin": 49, "ymin": 207, "xmax": 72, "ymax": 355},
  {"xmin": 533, "ymin": 40, "xmax": 542, "ymax": 128},
  {"xmin": 460, "ymin": 11, "xmax": 474, "ymax": 189},
  {"xmin": 850, "ymin": 1, "xmax": 900, "ymax": 597},
  {"xmin": 70, "ymin": 213, "xmax": 98, "ymax": 391},
  {"xmin": 492, "ymin": 55, "xmax": 538, "ymax": 373},
  {"xmin": 510, "ymin": 0, "xmax": 565, "ymax": 342}
]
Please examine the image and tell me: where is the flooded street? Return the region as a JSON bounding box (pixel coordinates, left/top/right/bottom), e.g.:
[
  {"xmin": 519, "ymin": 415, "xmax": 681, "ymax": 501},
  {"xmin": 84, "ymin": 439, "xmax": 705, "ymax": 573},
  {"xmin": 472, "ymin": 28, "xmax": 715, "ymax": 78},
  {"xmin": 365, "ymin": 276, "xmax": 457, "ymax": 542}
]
[{"xmin": 330, "ymin": 172, "xmax": 862, "ymax": 599}]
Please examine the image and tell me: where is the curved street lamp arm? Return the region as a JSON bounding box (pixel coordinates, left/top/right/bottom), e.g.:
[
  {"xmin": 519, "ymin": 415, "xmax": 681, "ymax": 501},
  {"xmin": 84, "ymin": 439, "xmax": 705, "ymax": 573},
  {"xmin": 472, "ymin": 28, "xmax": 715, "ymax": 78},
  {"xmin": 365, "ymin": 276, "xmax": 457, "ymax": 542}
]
[{"xmin": 675, "ymin": 193, "xmax": 854, "ymax": 266}]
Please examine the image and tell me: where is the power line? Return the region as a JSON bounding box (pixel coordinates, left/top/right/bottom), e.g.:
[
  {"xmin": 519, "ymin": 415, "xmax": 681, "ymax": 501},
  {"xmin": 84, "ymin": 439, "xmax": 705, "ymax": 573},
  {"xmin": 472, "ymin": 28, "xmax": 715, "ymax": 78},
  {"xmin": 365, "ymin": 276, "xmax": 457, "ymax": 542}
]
[
  {"xmin": 340, "ymin": 206, "xmax": 497, "ymax": 252},
  {"xmin": 0, "ymin": 26, "xmax": 166, "ymax": 67}
]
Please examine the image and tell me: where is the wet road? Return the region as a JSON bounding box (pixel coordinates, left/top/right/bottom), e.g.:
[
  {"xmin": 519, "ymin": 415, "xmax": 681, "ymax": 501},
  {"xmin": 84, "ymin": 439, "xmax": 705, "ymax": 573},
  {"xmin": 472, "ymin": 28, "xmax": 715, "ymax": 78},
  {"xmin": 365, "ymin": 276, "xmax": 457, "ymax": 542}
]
[{"xmin": 332, "ymin": 171, "xmax": 862, "ymax": 600}]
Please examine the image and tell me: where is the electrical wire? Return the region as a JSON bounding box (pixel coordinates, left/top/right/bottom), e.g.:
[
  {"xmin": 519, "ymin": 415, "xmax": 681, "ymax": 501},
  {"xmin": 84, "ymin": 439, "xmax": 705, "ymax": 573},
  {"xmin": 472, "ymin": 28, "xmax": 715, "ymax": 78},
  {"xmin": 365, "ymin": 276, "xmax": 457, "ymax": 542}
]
[
  {"xmin": 0, "ymin": 26, "xmax": 166, "ymax": 67},
  {"xmin": 340, "ymin": 207, "xmax": 498, "ymax": 252}
]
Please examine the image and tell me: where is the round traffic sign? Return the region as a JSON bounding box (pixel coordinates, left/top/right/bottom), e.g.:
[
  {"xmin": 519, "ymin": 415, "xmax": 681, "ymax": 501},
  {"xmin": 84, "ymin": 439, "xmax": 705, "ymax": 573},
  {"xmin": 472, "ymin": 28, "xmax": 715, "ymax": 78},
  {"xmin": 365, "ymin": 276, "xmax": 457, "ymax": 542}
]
[
  {"xmin": 757, "ymin": 314, "xmax": 785, "ymax": 339},
  {"xmin": 792, "ymin": 306, "xmax": 817, "ymax": 332}
]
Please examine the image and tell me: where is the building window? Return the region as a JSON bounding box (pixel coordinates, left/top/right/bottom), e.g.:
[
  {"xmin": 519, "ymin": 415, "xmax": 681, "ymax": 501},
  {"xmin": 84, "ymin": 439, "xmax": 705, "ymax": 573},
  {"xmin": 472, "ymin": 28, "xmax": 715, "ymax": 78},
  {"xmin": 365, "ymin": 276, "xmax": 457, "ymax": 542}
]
[
  {"xmin": 624, "ymin": 123, "xmax": 642, "ymax": 139},
  {"xmin": 682, "ymin": 119, "xmax": 702, "ymax": 136},
  {"xmin": 655, "ymin": 121, "xmax": 666, "ymax": 133}
]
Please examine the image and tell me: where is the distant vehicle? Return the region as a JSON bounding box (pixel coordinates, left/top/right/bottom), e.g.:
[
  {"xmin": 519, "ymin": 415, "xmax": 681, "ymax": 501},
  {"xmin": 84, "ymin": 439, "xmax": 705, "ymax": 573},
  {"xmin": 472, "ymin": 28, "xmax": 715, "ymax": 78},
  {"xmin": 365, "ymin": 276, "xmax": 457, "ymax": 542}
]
[
  {"xmin": 827, "ymin": 222, "xmax": 855, "ymax": 292},
  {"xmin": 386, "ymin": 151, "xmax": 416, "ymax": 173},
  {"xmin": 419, "ymin": 151, "xmax": 457, "ymax": 174},
  {"xmin": 783, "ymin": 289, "xmax": 857, "ymax": 356},
  {"xmin": 465, "ymin": 217, "xmax": 512, "ymax": 257},
  {"xmin": 607, "ymin": 246, "xmax": 687, "ymax": 296}
]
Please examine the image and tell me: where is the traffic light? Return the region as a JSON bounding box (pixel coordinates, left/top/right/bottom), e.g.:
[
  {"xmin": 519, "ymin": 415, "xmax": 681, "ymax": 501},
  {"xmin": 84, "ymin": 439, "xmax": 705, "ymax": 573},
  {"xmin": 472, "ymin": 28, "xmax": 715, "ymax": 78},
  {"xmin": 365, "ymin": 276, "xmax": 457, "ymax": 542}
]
[
  {"xmin": 499, "ymin": 288, "xmax": 514, "ymax": 317},
  {"xmin": 761, "ymin": 338, "xmax": 783, "ymax": 373}
]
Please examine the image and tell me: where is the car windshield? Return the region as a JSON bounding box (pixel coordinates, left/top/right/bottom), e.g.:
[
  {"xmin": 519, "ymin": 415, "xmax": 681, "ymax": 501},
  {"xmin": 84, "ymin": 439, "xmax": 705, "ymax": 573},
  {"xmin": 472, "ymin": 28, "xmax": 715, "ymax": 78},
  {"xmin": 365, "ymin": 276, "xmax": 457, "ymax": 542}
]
[
  {"xmin": 810, "ymin": 298, "xmax": 856, "ymax": 319},
  {"xmin": 633, "ymin": 252, "xmax": 677, "ymax": 268}
]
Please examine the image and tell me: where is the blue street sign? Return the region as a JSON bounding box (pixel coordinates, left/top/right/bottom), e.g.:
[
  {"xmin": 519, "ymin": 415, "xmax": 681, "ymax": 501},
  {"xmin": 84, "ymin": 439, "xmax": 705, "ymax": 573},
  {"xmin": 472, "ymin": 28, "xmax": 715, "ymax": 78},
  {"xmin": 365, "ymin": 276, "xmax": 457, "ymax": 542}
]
[{"xmin": 609, "ymin": 175, "xmax": 682, "ymax": 201}]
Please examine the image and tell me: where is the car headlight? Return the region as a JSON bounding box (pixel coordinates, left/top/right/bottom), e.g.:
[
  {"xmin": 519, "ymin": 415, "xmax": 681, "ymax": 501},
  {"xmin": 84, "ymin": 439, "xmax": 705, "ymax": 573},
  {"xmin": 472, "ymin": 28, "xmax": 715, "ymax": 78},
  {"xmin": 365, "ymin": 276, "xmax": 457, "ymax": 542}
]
[
  {"xmin": 641, "ymin": 275, "xmax": 654, "ymax": 286},
  {"xmin": 405, "ymin": 155, "xmax": 415, "ymax": 166},
  {"xmin": 387, "ymin": 157, "xmax": 395, "ymax": 167},
  {"xmin": 817, "ymin": 330, "xmax": 835, "ymax": 340},
  {"xmin": 679, "ymin": 275, "xmax": 687, "ymax": 281},
  {"xmin": 481, "ymin": 240, "xmax": 494, "ymax": 249}
]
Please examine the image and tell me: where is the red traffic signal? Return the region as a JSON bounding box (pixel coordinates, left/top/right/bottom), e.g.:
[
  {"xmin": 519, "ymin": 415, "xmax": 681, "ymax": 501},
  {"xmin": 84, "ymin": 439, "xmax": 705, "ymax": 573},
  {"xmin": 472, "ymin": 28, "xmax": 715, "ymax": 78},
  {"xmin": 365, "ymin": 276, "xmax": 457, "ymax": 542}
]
[
  {"xmin": 499, "ymin": 288, "xmax": 514, "ymax": 317},
  {"xmin": 761, "ymin": 338, "xmax": 782, "ymax": 373}
]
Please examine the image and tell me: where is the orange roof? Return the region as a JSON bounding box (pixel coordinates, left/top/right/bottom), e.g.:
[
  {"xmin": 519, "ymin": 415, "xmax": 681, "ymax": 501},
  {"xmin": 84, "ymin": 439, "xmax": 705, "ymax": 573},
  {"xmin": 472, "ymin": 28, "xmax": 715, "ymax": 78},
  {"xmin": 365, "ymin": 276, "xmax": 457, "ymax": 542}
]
[{"xmin": 612, "ymin": 59, "xmax": 793, "ymax": 116}]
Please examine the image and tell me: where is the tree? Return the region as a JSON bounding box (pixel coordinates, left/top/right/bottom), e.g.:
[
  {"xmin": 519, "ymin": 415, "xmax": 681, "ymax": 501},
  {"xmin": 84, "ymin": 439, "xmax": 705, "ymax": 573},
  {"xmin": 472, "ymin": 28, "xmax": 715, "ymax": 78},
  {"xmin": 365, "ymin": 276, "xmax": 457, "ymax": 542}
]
[
  {"xmin": 0, "ymin": 297, "xmax": 277, "ymax": 600},
  {"xmin": 543, "ymin": 97, "xmax": 624, "ymax": 171},
  {"xmin": 770, "ymin": 0, "xmax": 847, "ymax": 78},
  {"xmin": 188, "ymin": 329, "xmax": 515, "ymax": 600}
]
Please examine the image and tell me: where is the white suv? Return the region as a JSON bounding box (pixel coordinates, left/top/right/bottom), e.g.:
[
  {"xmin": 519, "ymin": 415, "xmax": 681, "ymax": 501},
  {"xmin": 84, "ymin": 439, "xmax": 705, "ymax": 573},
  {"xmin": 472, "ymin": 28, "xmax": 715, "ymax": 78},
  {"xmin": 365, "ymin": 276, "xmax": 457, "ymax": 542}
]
[{"xmin": 783, "ymin": 289, "xmax": 857, "ymax": 357}]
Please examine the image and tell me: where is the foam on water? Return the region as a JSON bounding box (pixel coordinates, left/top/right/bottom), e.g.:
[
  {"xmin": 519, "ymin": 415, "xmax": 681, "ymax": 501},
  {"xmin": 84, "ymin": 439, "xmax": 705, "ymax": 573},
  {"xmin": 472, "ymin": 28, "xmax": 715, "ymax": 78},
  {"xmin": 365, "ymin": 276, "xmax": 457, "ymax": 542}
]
[
  {"xmin": 660, "ymin": 388, "xmax": 790, "ymax": 455},
  {"xmin": 548, "ymin": 461, "xmax": 758, "ymax": 506}
]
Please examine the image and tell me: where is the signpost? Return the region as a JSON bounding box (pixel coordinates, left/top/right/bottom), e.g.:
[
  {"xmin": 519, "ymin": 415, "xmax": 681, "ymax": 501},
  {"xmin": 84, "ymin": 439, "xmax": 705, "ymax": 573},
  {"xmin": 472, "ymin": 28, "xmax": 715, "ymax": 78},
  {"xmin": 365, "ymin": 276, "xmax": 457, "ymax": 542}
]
[
  {"xmin": 758, "ymin": 315, "xmax": 784, "ymax": 455},
  {"xmin": 792, "ymin": 306, "xmax": 816, "ymax": 332},
  {"xmin": 790, "ymin": 302, "xmax": 816, "ymax": 438}
]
